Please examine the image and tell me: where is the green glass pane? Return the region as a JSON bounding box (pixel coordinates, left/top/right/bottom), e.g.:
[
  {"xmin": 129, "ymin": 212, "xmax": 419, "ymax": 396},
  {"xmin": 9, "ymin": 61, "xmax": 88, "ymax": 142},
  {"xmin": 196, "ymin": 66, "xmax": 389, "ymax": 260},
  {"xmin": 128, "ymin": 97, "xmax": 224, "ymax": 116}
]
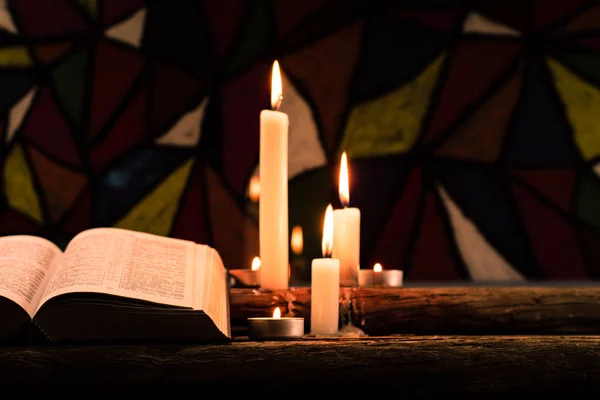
[
  {"xmin": 51, "ymin": 48, "xmax": 89, "ymax": 127},
  {"xmin": 575, "ymin": 170, "xmax": 600, "ymax": 230},
  {"xmin": 226, "ymin": 1, "xmax": 274, "ymax": 77}
]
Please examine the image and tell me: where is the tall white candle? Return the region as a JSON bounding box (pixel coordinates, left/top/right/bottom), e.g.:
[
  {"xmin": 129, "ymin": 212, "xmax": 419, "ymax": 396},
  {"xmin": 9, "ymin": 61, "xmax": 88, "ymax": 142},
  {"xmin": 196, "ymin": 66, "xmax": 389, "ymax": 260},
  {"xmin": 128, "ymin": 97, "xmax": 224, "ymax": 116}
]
[
  {"xmin": 311, "ymin": 204, "xmax": 340, "ymax": 335},
  {"xmin": 332, "ymin": 152, "xmax": 361, "ymax": 287},
  {"xmin": 259, "ymin": 60, "xmax": 289, "ymax": 291}
]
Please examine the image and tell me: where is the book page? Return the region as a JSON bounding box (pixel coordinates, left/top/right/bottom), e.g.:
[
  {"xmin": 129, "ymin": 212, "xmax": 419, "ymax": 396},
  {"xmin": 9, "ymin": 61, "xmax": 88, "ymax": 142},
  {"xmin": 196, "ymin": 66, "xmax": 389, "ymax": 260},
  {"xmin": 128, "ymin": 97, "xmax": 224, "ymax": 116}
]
[
  {"xmin": 0, "ymin": 236, "xmax": 62, "ymax": 317},
  {"xmin": 37, "ymin": 228, "xmax": 196, "ymax": 312}
]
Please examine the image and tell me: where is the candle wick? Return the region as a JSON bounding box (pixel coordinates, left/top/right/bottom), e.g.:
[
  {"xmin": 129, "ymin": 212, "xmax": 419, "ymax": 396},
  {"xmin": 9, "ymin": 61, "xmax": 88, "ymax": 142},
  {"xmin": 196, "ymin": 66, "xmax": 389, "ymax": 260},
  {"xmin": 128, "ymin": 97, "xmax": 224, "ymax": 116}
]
[{"xmin": 273, "ymin": 95, "xmax": 283, "ymax": 111}]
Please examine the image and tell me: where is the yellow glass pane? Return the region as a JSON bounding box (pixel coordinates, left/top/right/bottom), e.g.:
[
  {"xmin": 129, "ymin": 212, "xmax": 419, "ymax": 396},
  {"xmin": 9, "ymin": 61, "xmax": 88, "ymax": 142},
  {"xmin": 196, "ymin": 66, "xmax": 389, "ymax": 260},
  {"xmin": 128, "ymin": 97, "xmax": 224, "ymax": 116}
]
[
  {"xmin": 78, "ymin": 0, "xmax": 97, "ymax": 17},
  {"xmin": 4, "ymin": 145, "xmax": 43, "ymax": 223},
  {"xmin": 115, "ymin": 159, "xmax": 194, "ymax": 236},
  {"xmin": 0, "ymin": 47, "xmax": 33, "ymax": 67},
  {"xmin": 340, "ymin": 53, "xmax": 445, "ymax": 158},
  {"xmin": 548, "ymin": 57, "xmax": 600, "ymax": 160}
]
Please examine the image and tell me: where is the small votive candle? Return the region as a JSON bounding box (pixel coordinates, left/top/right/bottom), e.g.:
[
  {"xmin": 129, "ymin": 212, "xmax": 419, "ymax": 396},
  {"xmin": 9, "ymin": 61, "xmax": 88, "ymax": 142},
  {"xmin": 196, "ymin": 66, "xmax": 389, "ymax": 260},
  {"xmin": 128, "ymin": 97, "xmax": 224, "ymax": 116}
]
[
  {"xmin": 358, "ymin": 263, "xmax": 403, "ymax": 288},
  {"xmin": 247, "ymin": 307, "xmax": 305, "ymax": 340},
  {"xmin": 229, "ymin": 257, "xmax": 261, "ymax": 287}
]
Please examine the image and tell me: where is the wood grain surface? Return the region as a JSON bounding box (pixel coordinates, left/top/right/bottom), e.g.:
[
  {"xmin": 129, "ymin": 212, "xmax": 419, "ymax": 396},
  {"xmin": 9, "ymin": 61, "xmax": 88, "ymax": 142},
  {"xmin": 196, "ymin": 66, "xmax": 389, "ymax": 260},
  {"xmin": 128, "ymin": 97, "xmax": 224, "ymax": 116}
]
[
  {"xmin": 2, "ymin": 335, "xmax": 600, "ymax": 395},
  {"xmin": 229, "ymin": 286, "xmax": 600, "ymax": 334}
]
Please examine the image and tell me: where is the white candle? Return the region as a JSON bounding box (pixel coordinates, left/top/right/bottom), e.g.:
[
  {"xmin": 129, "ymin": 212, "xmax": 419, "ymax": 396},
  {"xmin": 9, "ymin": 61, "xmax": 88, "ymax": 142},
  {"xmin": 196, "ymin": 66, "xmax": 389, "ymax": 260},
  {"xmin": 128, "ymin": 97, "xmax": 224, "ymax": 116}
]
[
  {"xmin": 311, "ymin": 204, "xmax": 340, "ymax": 335},
  {"xmin": 358, "ymin": 263, "xmax": 403, "ymax": 288},
  {"xmin": 332, "ymin": 152, "xmax": 361, "ymax": 287},
  {"xmin": 259, "ymin": 60, "xmax": 289, "ymax": 291}
]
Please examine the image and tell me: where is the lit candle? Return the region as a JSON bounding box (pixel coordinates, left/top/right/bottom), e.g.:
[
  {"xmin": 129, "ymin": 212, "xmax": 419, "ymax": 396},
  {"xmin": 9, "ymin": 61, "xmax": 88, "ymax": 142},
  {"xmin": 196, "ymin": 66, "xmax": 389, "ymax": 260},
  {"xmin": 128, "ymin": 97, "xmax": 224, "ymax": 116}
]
[
  {"xmin": 247, "ymin": 306, "xmax": 304, "ymax": 340},
  {"xmin": 373, "ymin": 262, "xmax": 383, "ymax": 286},
  {"xmin": 252, "ymin": 256, "xmax": 261, "ymax": 271},
  {"xmin": 248, "ymin": 175, "xmax": 260, "ymax": 203},
  {"xmin": 229, "ymin": 256, "xmax": 261, "ymax": 288},
  {"xmin": 259, "ymin": 60, "xmax": 289, "ymax": 291},
  {"xmin": 311, "ymin": 204, "xmax": 340, "ymax": 335},
  {"xmin": 291, "ymin": 226, "xmax": 303, "ymax": 255},
  {"xmin": 358, "ymin": 263, "xmax": 403, "ymax": 288},
  {"xmin": 289, "ymin": 225, "xmax": 306, "ymax": 285},
  {"xmin": 332, "ymin": 152, "xmax": 361, "ymax": 287}
]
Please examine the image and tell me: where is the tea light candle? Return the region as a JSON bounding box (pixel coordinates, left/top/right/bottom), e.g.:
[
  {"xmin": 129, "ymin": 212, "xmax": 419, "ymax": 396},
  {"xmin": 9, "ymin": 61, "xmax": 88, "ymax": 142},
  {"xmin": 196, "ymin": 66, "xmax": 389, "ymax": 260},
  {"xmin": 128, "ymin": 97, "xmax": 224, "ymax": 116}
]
[
  {"xmin": 259, "ymin": 60, "xmax": 289, "ymax": 291},
  {"xmin": 247, "ymin": 307, "xmax": 305, "ymax": 340},
  {"xmin": 229, "ymin": 256, "xmax": 261, "ymax": 288},
  {"xmin": 358, "ymin": 263, "xmax": 403, "ymax": 288},
  {"xmin": 311, "ymin": 204, "xmax": 340, "ymax": 335},
  {"xmin": 332, "ymin": 152, "xmax": 361, "ymax": 287}
]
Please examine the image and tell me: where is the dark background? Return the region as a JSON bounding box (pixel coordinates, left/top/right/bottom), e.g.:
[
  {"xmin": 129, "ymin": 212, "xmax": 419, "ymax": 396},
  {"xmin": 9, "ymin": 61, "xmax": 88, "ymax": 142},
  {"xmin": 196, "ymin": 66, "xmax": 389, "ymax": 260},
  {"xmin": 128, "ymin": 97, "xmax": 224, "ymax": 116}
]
[{"xmin": 1, "ymin": 0, "xmax": 600, "ymax": 283}]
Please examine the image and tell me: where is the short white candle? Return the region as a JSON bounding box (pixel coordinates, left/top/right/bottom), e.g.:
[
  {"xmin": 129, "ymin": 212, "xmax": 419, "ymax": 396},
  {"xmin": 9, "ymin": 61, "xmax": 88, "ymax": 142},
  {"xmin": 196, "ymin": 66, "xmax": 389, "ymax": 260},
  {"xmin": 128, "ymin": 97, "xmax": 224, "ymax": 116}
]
[
  {"xmin": 358, "ymin": 263, "xmax": 403, "ymax": 288},
  {"xmin": 229, "ymin": 256, "xmax": 261, "ymax": 287},
  {"xmin": 311, "ymin": 204, "xmax": 340, "ymax": 335},
  {"xmin": 332, "ymin": 152, "xmax": 361, "ymax": 287},
  {"xmin": 259, "ymin": 60, "xmax": 289, "ymax": 291}
]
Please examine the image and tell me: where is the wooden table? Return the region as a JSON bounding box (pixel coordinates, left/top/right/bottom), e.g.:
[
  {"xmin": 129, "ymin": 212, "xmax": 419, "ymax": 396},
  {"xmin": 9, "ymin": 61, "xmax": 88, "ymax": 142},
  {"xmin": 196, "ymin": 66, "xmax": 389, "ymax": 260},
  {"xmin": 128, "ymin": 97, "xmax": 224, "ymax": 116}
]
[
  {"xmin": 230, "ymin": 286, "xmax": 600, "ymax": 335},
  {"xmin": 3, "ymin": 286, "xmax": 600, "ymax": 394},
  {"xmin": 1, "ymin": 335, "xmax": 600, "ymax": 395}
]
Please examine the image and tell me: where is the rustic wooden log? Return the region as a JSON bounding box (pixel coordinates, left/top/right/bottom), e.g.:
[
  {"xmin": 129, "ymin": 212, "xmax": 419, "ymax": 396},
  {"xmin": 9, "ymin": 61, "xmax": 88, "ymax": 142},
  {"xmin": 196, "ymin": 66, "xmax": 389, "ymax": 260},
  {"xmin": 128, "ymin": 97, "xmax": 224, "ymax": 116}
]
[
  {"xmin": 229, "ymin": 286, "xmax": 600, "ymax": 335},
  {"xmin": 1, "ymin": 336, "xmax": 600, "ymax": 395}
]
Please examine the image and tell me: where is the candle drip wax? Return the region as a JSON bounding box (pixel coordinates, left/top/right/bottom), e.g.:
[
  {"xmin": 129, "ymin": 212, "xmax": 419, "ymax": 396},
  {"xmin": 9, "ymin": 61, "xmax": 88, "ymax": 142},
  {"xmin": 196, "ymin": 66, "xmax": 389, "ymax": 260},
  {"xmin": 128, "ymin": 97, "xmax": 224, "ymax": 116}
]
[
  {"xmin": 334, "ymin": 288, "xmax": 367, "ymax": 337},
  {"xmin": 336, "ymin": 322, "xmax": 367, "ymax": 337}
]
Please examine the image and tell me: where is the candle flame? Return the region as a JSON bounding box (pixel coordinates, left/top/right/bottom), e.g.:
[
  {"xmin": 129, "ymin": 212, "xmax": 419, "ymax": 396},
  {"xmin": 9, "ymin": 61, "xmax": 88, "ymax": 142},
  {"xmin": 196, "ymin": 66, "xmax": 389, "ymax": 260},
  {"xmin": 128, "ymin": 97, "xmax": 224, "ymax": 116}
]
[
  {"xmin": 251, "ymin": 256, "xmax": 261, "ymax": 271},
  {"xmin": 291, "ymin": 226, "xmax": 303, "ymax": 255},
  {"xmin": 373, "ymin": 263, "xmax": 383, "ymax": 273},
  {"xmin": 322, "ymin": 204, "xmax": 334, "ymax": 257},
  {"xmin": 248, "ymin": 176, "xmax": 260, "ymax": 203},
  {"xmin": 273, "ymin": 307, "xmax": 281, "ymax": 319},
  {"xmin": 271, "ymin": 60, "xmax": 283, "ymax": 110},
  {"xmin": 339, "ymin": 151, "xmax": 350, "ymax": 207}
]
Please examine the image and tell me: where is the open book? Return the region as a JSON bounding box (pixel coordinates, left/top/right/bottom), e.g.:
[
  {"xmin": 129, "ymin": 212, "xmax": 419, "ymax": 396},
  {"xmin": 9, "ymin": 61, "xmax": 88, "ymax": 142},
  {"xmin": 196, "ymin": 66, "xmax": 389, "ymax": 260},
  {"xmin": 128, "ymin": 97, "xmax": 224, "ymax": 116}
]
[{"xmin": 0, "ymin": 227, "xmax": 230, "ymax": 344}]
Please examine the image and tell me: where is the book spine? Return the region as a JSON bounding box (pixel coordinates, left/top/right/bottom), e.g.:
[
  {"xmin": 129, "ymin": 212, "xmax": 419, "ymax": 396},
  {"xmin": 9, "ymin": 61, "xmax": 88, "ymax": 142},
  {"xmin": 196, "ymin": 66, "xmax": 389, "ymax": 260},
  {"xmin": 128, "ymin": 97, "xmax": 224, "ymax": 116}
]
[{"xmin": 31, "ymin": 319, "xmax": 53, "ymax": 343}]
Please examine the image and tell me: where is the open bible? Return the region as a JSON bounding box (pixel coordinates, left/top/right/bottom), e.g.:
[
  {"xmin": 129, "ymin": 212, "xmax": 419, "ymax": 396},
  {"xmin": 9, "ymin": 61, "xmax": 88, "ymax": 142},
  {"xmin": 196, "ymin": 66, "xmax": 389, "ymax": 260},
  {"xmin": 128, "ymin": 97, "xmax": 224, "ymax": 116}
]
[{"xmin": 0, "ymin": 227, "xmax": 230, "ymax": 344}]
